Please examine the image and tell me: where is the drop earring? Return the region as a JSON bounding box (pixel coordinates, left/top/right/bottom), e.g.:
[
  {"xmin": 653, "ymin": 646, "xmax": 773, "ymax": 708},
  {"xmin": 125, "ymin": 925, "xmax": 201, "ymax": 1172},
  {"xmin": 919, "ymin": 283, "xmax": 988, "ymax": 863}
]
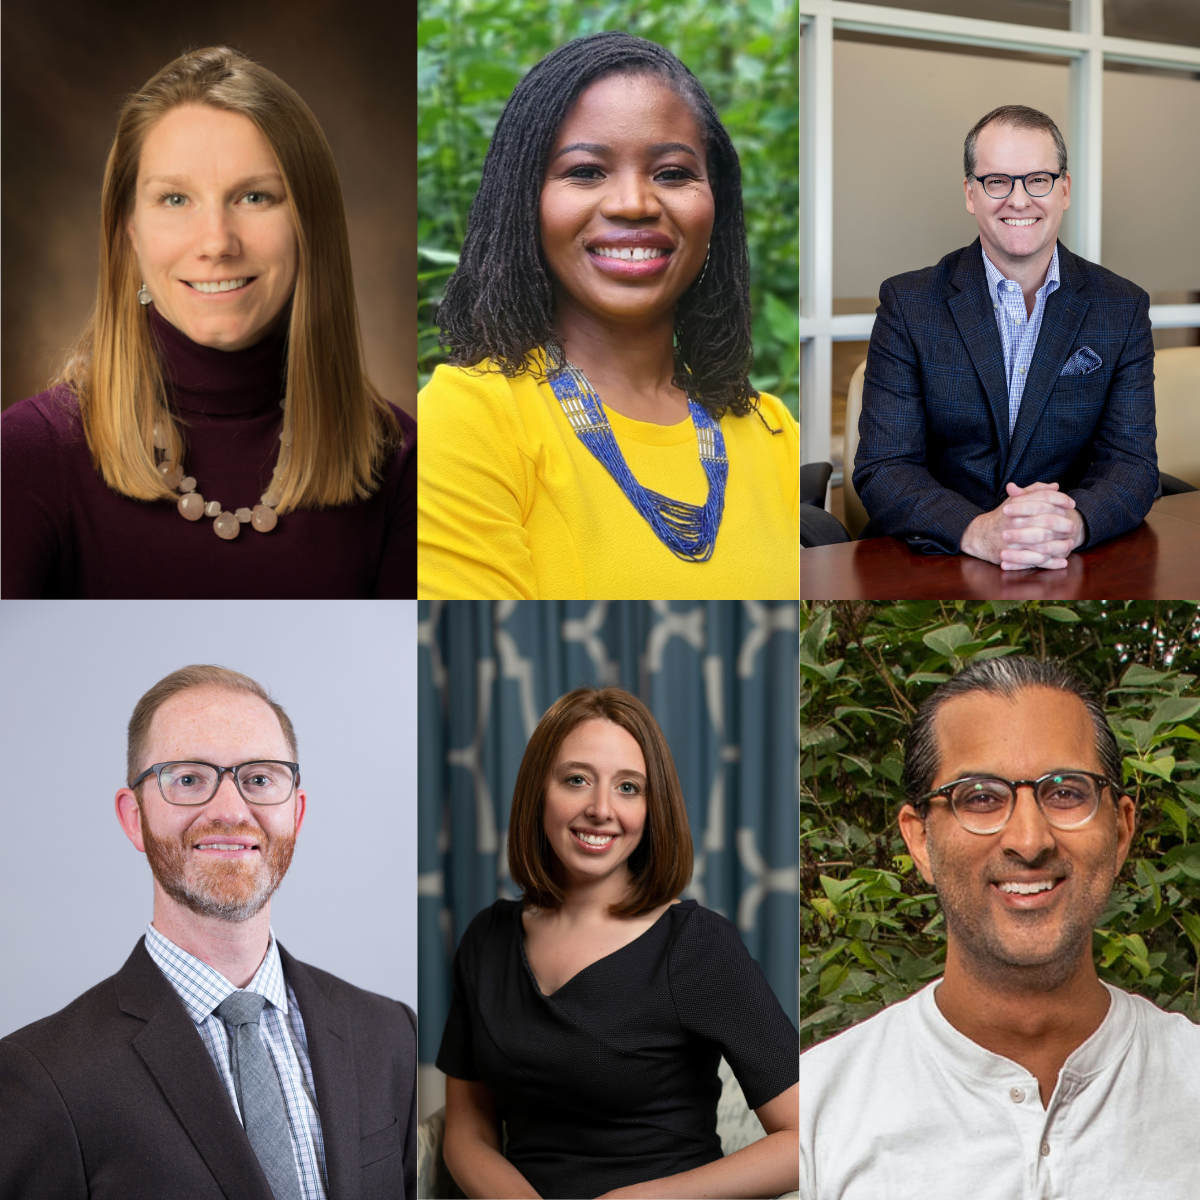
[
  {"xmin": 692, "ymin": 245, "xmax": 711, "ymax": 289},
  {"xmin": 137, "ymin": 282, "xmax": 152, "ymax": 306}
]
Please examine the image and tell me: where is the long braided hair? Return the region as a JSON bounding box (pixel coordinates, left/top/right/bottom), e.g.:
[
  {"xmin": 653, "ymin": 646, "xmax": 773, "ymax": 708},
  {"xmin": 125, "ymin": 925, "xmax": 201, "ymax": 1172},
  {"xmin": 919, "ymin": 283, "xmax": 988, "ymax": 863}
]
[{"xmin": 437, "ymin": 31, "xmax": 758, "ymax": 419}]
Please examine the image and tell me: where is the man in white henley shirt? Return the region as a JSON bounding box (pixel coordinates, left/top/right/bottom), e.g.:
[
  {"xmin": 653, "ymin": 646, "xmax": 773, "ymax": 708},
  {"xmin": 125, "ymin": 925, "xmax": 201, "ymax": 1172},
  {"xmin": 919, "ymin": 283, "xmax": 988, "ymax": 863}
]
[{"xmin": 799, "ymin": 656, "xmax": 1200, "ymax": 1200}]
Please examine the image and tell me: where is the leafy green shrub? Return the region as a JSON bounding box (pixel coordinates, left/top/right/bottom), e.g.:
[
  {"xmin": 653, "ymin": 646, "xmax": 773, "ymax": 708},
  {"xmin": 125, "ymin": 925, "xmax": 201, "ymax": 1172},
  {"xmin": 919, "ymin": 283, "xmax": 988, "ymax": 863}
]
[
  {"xmin": 800, "ymin": 601, "xmax": 1200, "ymax": 1048},
  {"xmin": 417, "ymin": 0, "xmax": 799, "ymax": 415}
]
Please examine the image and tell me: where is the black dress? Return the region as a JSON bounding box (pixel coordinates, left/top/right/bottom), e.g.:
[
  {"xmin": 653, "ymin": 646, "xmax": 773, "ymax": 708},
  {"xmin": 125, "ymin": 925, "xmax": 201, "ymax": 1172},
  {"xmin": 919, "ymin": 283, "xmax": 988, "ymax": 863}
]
[{"xmin": 436, "ymin": 898, "xmax": 798, "ymax": 1200}]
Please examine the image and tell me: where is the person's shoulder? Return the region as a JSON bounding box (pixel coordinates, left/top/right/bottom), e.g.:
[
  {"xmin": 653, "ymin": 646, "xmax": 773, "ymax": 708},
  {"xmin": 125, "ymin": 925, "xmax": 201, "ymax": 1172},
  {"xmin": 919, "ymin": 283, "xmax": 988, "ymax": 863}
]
[
  {"xmin": 457, "ymin": 898, "xmax": 522, "ymax": 957},
  {"xmin": 1057, "ymin": 244, "xmax": 1147, "ymax": 304},
  {"xmin": 2, "ymin": 963, "xmax": 126, "ymax": 1064},
  {"xmin": 879, "ymin": 242, "xmax": 977, "ymax": 301},
  {"xmin": 419, "ymin": 360, "xmax": 534, "ymax": 410},
  {"xmin": 802, "ymin": 986, "xmax": 924, "ymax": 1071},
  {"xmin": 1, "ymin": 385, "xmax": 82, "ymax": 450},
  {"xmin": 1115, "ymin": 985, "xmax": 1200, "ymax": 1043},
  {"xmin": 386, "ymin": 400, "xmax": 417, "ymax": 444},
  {"xmin": 379, "ymin": 400, "xmax": 417, "ymax": 479},
  {"xmin": 667, "ymin": 899, "xmax": 745, "ymax": 950},
  {"xmin": 281, "ymin": 951, "xmax": 416, "ymax": 1036},
  {"xmin": 731, "ymin": 392, "xmax": 798, "ymax": 438},
  {"xmin": 417, "ymin": 361, "xmax": 544, "ymax": 454}
]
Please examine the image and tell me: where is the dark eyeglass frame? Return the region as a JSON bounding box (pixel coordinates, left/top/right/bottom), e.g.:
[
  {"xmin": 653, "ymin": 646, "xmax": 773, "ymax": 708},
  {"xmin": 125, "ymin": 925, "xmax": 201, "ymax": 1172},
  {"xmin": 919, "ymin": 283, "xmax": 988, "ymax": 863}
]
[
  {"xmin": 130, "ymin": 760, "xmax": 301, "ymax": 806},
  {"xmin": 968, "ymin": 171, "xmax": 1062, "ymax": 199},
  {"xmin": 916, "ymin": 769, "xmax": 1114, "ymax": 834}
]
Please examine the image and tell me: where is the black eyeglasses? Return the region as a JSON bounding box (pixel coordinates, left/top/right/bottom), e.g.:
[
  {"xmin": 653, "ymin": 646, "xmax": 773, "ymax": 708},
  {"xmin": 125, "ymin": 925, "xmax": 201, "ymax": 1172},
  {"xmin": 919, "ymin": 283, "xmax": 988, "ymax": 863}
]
[
  {"xmin": 968, "ymin": 171, "xmax": 1062, "ymax": 199},
  {"xmin": 917, "ymin": 770, "xmax": 1113, "ymax": 835},
  {"xmin": 131, "ymin": 761, "xmax": 300, "ymax": 806}
]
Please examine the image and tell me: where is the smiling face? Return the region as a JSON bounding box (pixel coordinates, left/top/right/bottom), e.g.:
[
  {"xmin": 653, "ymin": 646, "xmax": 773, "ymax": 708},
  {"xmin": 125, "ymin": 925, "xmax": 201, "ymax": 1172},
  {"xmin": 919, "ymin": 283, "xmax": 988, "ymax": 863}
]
[
  {"xmin": 543, "ymin": 718, "xmax": 648, "ymax": 889},
  {"xmin": 964, "ymin": 121, "xmax": 1070, "ymax": 273},
  {"xmin": 539, "ymin": 72, "xmax": 715, "ymax": 335},
  {"xmin": 121, "ymin": 685, "xmax": 305, "ymax": 923},
  {"xmin": 899, "ymin": 686, "xmax": 1135, "ymax": 989},
  {"xmin": 126, "ymin": 105, "xmax": 299, "ymax": 351}
]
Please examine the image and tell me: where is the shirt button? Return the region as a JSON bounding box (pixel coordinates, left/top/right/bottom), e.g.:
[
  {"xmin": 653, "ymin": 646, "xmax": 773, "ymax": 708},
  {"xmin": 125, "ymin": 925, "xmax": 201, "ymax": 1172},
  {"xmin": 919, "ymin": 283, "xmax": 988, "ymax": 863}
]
[
  {"xmin": 1019, "ymin": 367, "xmax": 1026, "ymax": 374},
  {"xmin": 1040, "ymin": 1142, "xmax": 1051, "ymax": 1157},
  {"xmin": 1009, "ymin": 1087, "xmax": 1025, "ymax": 1103}
]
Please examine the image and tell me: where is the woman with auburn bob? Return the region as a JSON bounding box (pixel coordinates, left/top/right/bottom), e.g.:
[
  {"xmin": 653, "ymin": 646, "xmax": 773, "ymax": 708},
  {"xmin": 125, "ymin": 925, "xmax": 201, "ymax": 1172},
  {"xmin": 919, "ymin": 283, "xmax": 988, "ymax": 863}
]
[
  {"xmin": 1, "ymin": 47, "xmax": 415, "ymax": 599},
  {"xmin": 438, "ymin": 687, "xmax": 800, "ymax": 1199},
  {"xmin": 419, "ymin": 33, "xmax": 798, "ymax": 599}
]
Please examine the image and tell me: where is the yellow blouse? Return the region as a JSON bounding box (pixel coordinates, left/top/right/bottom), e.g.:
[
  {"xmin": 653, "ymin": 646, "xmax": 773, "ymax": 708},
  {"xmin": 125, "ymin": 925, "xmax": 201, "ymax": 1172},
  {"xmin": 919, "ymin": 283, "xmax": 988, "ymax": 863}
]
[{"xmin": 417, "ymin": 362, "xmax": 799, "ymax": 599}]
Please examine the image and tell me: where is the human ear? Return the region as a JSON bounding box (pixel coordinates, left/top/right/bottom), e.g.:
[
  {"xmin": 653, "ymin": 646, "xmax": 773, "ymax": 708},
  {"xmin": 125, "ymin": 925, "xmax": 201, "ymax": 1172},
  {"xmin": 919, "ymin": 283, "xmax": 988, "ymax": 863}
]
[
  {"xmin": 115, "ymin": 788, "xmax": 147, "ymax": 853},
  {"xmin": 898, "ymin": 803, "xmax": 935, "ymax": 884},
  {"xmin": 1112, "ymin": 792, "xmax": 1136, "ymax": 874},
  {"xmin": 1060, "ymin": 170, "xmax": 1071, "ymax": 210}
]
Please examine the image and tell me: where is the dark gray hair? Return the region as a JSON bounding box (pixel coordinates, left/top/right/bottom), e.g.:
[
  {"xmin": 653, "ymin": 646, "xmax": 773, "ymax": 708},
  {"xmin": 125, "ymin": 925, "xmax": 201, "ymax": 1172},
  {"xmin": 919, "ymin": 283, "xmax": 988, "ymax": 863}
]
[
  {"xmin": 902, "ymin": 656, "xmax": 1122, "ymax": 806},
  {"xmin": 964, "ymin": 104, "xmax": 1068, "ymax": 178}
]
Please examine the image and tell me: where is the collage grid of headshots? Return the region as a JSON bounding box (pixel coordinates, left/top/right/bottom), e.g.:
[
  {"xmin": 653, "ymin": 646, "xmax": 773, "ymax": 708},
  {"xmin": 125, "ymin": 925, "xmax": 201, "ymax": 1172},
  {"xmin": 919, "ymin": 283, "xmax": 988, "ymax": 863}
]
[{"xmin": 0, "ymin": 0, "xmax": 1198, "ymax": 1198}]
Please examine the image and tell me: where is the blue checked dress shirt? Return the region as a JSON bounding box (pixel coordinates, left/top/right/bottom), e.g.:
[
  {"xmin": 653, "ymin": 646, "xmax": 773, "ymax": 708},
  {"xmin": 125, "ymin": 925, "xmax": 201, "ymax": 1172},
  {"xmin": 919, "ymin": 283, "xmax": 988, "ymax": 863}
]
[
  {"xmin": 144, "ymin": 924, "xmax": 329, "ymax": 1200},
  {"xmin": 982, "ymin": 244, "xmax": 1061, "ymax": 436}
]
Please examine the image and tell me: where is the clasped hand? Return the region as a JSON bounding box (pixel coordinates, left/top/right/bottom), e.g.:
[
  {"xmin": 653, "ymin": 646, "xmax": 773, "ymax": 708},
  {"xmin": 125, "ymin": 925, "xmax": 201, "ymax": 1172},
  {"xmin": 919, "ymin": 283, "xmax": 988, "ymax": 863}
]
[{"xmin": 960, "ymin": 481, "xmax": 1085, "ymax": 570}]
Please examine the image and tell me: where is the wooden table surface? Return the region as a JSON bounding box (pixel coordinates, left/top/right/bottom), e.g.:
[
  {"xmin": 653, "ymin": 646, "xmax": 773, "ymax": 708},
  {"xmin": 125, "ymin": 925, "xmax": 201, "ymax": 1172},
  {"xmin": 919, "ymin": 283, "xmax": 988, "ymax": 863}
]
[{"xmin": 802, "ymin": 491, "xmax": 1200, "ymax": 600}]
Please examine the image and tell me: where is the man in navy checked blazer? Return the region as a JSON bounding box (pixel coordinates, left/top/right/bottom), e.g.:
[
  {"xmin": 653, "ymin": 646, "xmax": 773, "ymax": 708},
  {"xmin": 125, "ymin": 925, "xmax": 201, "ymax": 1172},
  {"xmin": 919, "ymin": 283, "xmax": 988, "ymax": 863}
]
[
  {"xmin": 0, "ymin": 665, "xmax": 417, "ymax": 1200},
  {"xmin": 853, "ymin": 104, "xmax": 1156, "ymax": 566}
]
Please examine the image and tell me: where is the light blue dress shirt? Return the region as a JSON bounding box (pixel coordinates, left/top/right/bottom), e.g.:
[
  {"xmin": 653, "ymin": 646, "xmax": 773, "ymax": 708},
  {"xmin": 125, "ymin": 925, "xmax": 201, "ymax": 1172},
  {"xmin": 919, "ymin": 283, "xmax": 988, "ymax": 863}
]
[{"xmin": 982, "ymin": 244, "xmax": 1061, "ymax": 436}]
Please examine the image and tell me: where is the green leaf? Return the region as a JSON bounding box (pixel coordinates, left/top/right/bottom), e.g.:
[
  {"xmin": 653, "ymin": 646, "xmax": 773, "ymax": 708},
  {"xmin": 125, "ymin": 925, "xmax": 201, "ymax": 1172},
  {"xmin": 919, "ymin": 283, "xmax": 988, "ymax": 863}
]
[
  {"xmin": 1177, "ymin": 911, "xmax": 1200, "ymax": 954},
  {"xmin": 417, "ymin": 245, "xmax": 461, "ymax": 265},
  {"xmin": 1118, "ymin": 664, "xmax": 1176, "ymax": 690},
  {"xmin": 969, "ymin": 644, "xmax": 1021, "ymax": 662},
  {"xmin": 1163, "ymin": 842, "xmax": 1200, "ymax": 880},
  {"xmin": 1160, "ymin": 797, "xmax": 1190, "ymax": 841},
  {"xmin": 1149, "ymin": 697, "xmax": 1200, "ymax": 732},
  {"xmin": 922, "ymin": 625, "xmax": 974, "ymax": 659},
  {"xmin": 1041, "ymin": 606, "xmax": 1082, "ymax": 622},
  {"xmin": 762, "ymin": 291, "xmax": 798, "ymax": 344},
  {"xmin": 818, "ymin": 962, "xmax": 850, "ymax": 997},
  {"xmin": 1132, "ymin": 755, "xmax": 1176, "ymax": 782},
  {"xmin": 839, "ymin": 754, "xmax": 875, "ymax": 777},
  {"xmin": 820, "ymin": 875, "xmax": 857, "ymax": 907}
]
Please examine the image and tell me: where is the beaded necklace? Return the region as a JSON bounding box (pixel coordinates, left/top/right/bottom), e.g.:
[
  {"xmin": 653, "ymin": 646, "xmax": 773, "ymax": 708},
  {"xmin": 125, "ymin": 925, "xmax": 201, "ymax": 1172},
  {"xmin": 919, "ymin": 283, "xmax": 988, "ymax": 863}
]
[
  {"xmin": 547, "ymin": 357, "xmax": 727, "ymax": 562},
  {"xmin": 152, "ymin": 399, "xmax": 287, "ymax": 540}
]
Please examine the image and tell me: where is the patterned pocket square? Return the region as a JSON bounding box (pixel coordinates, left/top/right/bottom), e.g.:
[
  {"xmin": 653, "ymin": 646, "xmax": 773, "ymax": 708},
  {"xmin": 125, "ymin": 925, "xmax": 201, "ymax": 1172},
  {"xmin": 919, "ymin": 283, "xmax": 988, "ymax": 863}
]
[{"xmin": 1061, "ymin": 346, "xmax": 1103, "ymax": 376}]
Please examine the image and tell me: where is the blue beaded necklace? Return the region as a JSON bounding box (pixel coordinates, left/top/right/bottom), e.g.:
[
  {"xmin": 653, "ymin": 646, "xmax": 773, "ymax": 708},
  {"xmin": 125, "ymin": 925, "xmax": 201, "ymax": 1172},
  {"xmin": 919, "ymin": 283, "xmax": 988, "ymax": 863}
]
[{"xmin": 546, "ymin": 357, "xmax": 727, "ymax": 563}]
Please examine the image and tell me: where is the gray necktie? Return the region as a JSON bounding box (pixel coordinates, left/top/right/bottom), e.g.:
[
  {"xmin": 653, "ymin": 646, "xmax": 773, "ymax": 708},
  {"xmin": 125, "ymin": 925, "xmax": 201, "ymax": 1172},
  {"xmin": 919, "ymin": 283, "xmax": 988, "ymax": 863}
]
[{"xmin": 215, "ymin": 991, "xmax": 302, "ymax": 1200}]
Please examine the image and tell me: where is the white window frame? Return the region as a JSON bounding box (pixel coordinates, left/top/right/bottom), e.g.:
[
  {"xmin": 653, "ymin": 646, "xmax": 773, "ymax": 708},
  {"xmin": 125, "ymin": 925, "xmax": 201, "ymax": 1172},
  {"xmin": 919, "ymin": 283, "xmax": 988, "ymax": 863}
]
[{"xmin": 798, "ymin": 0, "xmax": 1200, "ymax": 472}]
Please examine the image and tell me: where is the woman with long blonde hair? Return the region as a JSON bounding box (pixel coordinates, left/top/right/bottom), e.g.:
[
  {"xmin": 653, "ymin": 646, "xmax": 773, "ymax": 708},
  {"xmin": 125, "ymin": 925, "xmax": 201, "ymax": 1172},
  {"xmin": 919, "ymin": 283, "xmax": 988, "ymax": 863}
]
[{"xmin": 1, "ymin": 46, "xmax": 415, "ymax": 598}]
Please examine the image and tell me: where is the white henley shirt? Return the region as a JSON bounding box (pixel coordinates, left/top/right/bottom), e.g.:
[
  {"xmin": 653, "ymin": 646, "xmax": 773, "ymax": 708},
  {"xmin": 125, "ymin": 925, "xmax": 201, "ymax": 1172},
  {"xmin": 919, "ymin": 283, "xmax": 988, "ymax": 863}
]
[{"xmin": 799, "ymin": 980, "xmax": 1200, "ymax": 1200}]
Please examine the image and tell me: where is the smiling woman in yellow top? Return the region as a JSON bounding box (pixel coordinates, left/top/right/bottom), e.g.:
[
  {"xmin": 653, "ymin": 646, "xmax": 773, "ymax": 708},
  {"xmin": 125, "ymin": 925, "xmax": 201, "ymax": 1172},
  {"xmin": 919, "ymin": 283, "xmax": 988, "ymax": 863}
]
[{"xmin": 419, "ymin": 32, "xmax": 798, "ymax": 600}]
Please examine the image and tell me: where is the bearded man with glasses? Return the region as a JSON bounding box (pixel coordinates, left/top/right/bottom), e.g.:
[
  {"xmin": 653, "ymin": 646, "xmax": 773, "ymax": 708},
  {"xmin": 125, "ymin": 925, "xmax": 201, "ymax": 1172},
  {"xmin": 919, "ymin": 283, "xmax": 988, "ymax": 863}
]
[
  {"xmin": 853, "ymin": 104, "xmax": 1157, "ymax": 569},
  {"xmin": 799, "ymin": 656, "xmax": 1200, "ymax": 1200},
  {"xmin": 0, "ymin": 665, "xmax": 416, "ymax": 1200}
]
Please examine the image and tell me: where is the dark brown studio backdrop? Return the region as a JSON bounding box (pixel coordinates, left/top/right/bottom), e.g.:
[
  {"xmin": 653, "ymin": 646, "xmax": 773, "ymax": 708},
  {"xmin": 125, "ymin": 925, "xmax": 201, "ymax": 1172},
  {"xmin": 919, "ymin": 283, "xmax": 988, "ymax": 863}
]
[{"xmin": 1, "ymin": 0, "xmax": 416, "ymax": 416}]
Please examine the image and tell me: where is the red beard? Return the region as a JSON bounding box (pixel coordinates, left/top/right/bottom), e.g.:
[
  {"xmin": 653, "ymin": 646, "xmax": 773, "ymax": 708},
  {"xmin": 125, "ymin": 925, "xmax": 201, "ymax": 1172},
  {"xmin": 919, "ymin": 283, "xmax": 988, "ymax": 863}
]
[{"xmin": 140, "ymin": 810, "xmax": 295, "ymax": 923}]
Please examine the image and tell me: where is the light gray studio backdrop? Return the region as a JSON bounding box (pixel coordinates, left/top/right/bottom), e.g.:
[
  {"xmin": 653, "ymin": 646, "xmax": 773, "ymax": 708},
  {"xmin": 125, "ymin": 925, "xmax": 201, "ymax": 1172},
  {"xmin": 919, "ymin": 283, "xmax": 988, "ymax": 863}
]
[{"xmin": 0, "ymin": 600, "xmax": 417, "ymax": 1037}]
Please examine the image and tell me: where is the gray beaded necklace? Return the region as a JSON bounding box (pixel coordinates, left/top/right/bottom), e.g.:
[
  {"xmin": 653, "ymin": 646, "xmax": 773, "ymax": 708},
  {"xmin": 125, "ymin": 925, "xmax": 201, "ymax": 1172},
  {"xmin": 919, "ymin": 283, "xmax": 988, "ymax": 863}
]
[{"xmin": 153, "ymin": 399, "xmax": 288, "ymax": 540}]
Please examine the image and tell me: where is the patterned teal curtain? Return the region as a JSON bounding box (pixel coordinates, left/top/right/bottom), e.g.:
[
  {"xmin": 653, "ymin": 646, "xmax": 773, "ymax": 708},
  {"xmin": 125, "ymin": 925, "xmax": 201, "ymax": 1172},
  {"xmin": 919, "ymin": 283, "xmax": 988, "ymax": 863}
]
[{"xmin": 417, "ymin": 600, "xmax": 799, "ymax": 1065}]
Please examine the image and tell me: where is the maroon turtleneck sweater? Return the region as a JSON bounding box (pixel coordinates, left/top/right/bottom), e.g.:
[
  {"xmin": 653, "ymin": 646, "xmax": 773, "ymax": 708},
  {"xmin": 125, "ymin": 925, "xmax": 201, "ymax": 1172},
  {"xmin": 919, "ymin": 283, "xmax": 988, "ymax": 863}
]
[{"xmin": 1, "ymin": 308, "xmax": 416, "ymax": 598}]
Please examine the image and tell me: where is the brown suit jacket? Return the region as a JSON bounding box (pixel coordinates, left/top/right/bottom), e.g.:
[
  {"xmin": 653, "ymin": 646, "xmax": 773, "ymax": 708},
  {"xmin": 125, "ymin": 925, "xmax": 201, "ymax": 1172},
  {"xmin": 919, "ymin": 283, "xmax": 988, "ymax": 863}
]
[{"xmin": 0, "ymin": 938, "xmax": 416, "ymax": 1200}]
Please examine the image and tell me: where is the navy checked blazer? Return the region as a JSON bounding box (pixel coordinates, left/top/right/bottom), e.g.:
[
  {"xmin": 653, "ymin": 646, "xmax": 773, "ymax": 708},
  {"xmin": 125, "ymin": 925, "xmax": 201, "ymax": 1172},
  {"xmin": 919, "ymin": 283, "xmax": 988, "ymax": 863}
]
[{"xmin": 852, "ymin": 239, "xmax": 1157, "ymax": 554}]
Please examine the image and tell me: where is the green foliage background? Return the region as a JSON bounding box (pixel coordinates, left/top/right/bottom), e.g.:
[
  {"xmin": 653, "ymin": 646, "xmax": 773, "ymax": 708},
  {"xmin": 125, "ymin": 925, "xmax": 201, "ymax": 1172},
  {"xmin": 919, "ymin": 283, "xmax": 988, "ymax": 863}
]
[
  {"xmin": 800, "ymin": 601, "xmax": 1200, "ymax": 1049},
  {"xmin": 417, "ymin": 0, "xmax": 800, "ymax": 415}
]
